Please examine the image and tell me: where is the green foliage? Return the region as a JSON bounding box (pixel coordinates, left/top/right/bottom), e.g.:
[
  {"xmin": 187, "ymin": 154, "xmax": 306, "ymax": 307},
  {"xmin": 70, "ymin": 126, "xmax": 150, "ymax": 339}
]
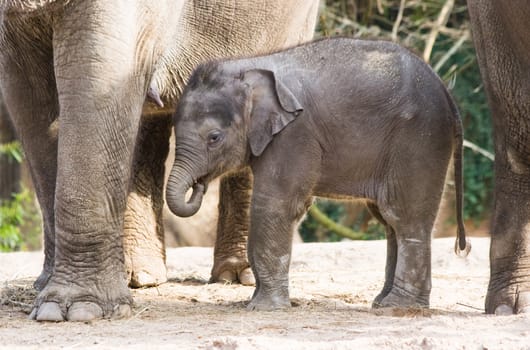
[
  {"xmin": 300, "ymin": 0, "xmax": 493, "ymax": 241},
  {"xmin": 0, "ymin": 141, "xmax": 23, "ymax": 163},
  {"xmin": 300, "ymin": 199, "xmax": 386, "ymax": 242},
  {"xmin": 0, "ymin": 189, "xmax": 32, "ymax": 252},
  {"xmin": 0, "ymin": 141, "xmax": 40, "ymax": 252},
  {"xmin": 300, "ymin": 200, "xmax": 344, "ymax": 242}
]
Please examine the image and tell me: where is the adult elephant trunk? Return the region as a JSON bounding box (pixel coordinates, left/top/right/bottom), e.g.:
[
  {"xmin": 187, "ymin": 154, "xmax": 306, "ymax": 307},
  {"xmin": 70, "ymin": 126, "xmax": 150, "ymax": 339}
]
[{"xmin": 166, "ymin": 163, "xmax": 206, "ymax": 218}]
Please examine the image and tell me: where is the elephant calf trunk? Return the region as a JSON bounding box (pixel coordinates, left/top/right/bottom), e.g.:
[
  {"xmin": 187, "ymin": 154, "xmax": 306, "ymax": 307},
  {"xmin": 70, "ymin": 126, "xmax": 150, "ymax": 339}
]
[{"xmin": 166, "ymin": 171, "xmax": 205, "ymax": 218}]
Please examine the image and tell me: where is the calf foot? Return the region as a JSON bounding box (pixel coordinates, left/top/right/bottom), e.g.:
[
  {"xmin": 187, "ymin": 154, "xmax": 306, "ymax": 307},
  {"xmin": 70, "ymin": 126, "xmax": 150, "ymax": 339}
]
[
  {"xmin": 30, "ymin": 278, "xmax": 132, "ymax": 322},
  {"xmin": 372, "ymin": 285, "xmax": 430, "ymax": 308},
  {"xmin": 247, "ymin": 287, "xmax": 290, "ymax": 311},
  {"xmin": 210, "ymin": 257, "xmax": 255, "ymax": 286},
  {"xmin": 372, "ymin": 285, "xmax": 392, "ymax": 306}
]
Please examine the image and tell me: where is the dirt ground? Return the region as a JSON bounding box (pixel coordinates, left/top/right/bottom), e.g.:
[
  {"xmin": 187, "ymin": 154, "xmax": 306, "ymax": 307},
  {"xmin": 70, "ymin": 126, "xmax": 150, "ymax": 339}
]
[{"xmin": 1, "ymin": 237, "xmax": 528, "ymax": 349}]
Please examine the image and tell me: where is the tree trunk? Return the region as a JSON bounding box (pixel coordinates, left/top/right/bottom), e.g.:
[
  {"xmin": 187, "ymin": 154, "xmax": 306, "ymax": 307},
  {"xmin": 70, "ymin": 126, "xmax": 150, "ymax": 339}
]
[{"xmin": 0, "ymin": 94, "xmax": 20, "ymax": 202}]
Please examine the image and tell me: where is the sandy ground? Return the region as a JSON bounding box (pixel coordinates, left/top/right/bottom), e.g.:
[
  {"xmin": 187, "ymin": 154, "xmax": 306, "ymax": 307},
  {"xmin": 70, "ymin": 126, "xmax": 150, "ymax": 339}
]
[{"xmin": 0, "ymin": 237, "xmax": 529, "ymax": 349}]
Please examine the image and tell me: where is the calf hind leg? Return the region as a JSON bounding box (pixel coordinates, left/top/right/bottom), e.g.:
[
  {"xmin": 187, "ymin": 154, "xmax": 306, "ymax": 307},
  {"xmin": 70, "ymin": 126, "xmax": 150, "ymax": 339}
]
[
  {"xmin": 372, "ymin": 204, "xmax": 435, "ymax": 308},
  {"xmin": 368, "ymin": 203, "xmax": 398, "ymax": 306}
]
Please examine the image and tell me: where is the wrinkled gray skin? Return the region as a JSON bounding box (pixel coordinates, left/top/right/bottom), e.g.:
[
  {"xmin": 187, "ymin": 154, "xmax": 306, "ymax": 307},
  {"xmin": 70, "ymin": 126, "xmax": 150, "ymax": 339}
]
[
  {"xmin": 167, "ymin": 37, "xmax": 470, "ymax": 310},
  {"xmin": 468, "ymin": 1, "xmax": 530, "ymax": 315},
  {"xmin": 0, "ymin": 0, "xmax": 318, "ymax": 321}
]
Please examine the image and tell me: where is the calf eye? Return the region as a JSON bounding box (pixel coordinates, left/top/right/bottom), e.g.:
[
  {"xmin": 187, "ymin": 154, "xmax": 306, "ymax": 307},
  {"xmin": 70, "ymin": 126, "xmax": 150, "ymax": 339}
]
[{"xmin": 207, "ymin": 130, "xmax": 224, "ymax": 147}]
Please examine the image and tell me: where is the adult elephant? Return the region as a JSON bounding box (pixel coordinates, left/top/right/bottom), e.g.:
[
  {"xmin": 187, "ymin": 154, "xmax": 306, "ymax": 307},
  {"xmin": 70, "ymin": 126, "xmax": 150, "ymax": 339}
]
[
  {"xmin": 467, "ymin": 1, "xmax": 530, "ymax": 314},
  {"xmin": 0, "ymin": 0, "xmax": 318, "ymax": 321}
]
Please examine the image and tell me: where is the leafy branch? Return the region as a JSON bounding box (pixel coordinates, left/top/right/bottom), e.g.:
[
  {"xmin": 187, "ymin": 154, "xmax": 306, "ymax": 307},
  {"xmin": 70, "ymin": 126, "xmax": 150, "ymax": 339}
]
[
  {"xmin": 0, "ymin": 141, "xmax": 23, "ymax": 163},
  {"xmin": 308, "ymin": 204, "xmax": 367, "ymax": 240}
]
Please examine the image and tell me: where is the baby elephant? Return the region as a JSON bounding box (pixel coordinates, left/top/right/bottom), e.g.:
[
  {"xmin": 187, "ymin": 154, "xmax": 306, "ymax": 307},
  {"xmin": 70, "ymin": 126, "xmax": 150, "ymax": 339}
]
[{"xmin": 166, "ymin": 37, "xmax": 470, "ymax": 310}]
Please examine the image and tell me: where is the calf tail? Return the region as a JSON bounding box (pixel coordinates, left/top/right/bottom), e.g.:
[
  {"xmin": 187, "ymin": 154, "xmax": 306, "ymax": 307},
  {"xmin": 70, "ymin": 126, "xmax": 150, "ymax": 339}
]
[{"xmin": 446, "ymin": 90, "xmax": 471, "ymax": 256}]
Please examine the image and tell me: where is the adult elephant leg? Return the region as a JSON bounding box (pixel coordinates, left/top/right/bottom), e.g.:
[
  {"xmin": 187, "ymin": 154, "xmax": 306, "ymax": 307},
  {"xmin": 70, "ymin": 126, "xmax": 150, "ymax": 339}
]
[
  {"xmin": 210, "ymin": 168, "xmax": 255, "ymax": 285},
  {"xmin": 31, "ymin": 2, "xmax": 157, "ymax": 322},
  {"xmin": 468, "ymin": 1, "xmax": 530, "ymax": 314},
  {"xmin": 124, "ymin": 116, "xmax": 171, "ymax": 288},
  {"xmin": 0, "ymin": 16, "xmax": 58, "ymax": 291},
  {"xmin": 487, "ymin": 186, "xmax": 530, "ymax": 314}
]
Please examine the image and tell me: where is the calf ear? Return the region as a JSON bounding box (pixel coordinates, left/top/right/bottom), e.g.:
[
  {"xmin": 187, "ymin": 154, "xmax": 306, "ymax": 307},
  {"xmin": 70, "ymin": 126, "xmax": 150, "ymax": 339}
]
[{"xmin": 243, "ymin": 69, "xmax": 303, "ymax": 156}]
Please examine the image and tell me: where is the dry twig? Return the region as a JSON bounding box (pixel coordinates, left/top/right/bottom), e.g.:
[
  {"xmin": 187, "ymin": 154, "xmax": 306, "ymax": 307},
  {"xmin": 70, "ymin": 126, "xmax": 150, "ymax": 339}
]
[
  {"xmin": 423, "ymin": 0, "xmax": 455, "ymax": 62},
  {"xmin": 391, "ymin": 0, "xmax": 406, "ymax": 42}
]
